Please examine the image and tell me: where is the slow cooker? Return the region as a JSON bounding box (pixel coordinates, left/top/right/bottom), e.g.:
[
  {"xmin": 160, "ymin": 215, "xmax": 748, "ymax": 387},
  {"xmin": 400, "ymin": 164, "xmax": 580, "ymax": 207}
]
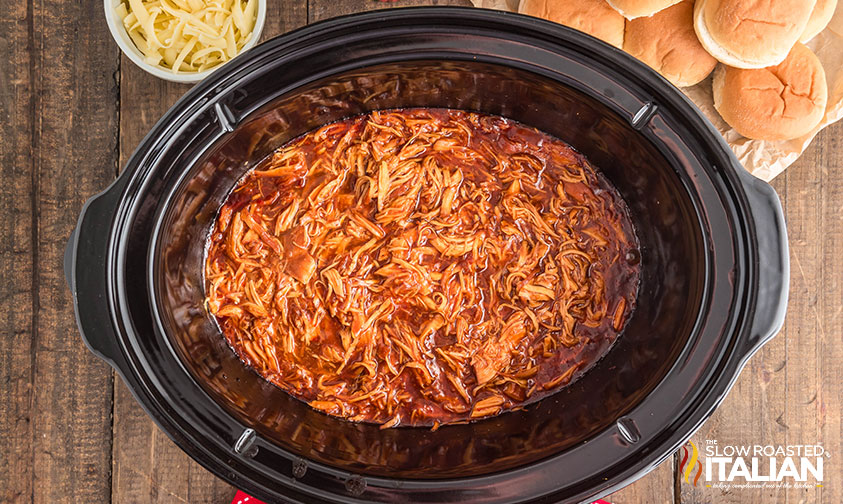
[{"xmin": 65, "ymin": 8, "xmax": 789, "ymax": 503}]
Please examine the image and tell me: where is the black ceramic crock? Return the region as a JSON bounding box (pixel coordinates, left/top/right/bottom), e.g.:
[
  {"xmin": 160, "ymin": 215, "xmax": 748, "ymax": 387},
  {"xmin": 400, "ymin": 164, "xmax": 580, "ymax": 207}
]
[{"xmin": 65, "ymin": 8, "xmax": 789, "ymax": 504}]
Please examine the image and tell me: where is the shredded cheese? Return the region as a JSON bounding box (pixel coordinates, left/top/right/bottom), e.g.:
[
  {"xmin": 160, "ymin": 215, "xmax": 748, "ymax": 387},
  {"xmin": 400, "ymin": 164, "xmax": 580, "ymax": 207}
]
[{"xmin": 117, "ymin": 0, "xmax": 257, "ymax": 74}]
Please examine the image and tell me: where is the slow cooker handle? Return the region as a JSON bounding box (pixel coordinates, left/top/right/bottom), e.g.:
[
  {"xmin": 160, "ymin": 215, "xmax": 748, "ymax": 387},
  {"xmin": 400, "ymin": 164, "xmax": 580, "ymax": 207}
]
[
  {"xmin": 65, "ymin": 179, "xmax": 128, "ymax": 369},
  {"xmin": 737, "ymin": 171, "xmax": 790, "ymax": 361}
]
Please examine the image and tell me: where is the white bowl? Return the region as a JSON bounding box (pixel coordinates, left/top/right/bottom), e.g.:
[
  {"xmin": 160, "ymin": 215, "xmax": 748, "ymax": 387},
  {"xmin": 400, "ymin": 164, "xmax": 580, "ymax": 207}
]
[{"xmin": 104, "ymin": 0, "xmax": 266, "ymax": 83}]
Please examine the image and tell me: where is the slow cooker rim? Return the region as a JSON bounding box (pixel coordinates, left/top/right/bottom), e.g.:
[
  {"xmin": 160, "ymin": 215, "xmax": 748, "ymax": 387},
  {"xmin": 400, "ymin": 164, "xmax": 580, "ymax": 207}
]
[
  {"xmin": 126, "ymin": 8, "xmax": 754, "ymax": 497},
  {"xmin": 68, "ymin": 7, "xmax": 786, "ymax": 504}
]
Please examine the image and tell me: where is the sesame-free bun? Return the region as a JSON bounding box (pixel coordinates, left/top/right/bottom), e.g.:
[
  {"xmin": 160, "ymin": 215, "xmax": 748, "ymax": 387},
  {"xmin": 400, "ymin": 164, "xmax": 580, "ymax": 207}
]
[
  {"xmin": 624, "ymin": 1, "xmax": 717, "ymax": 87},
  {"xmin": 605, "ymin": 0, "xmax": 681, "ymax": 19},
  {"xmin": 694, "ymin": 0, "xmax": 816, "ymax": 69},
  {"xmin": 713, "ymin": 43, "xmax": 828, "ymax": 141},
  {"xmin": 519, "ymin": 0, "xmax": 625, "ymax": 48},
  {"xmin": 801, "ymin": 0, "xmax": 838, "ymax": 42}
]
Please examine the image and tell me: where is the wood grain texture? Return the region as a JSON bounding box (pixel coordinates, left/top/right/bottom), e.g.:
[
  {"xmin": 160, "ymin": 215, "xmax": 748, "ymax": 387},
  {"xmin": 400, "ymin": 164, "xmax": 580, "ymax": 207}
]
[
  {"xmin": 11, "ymin": 0, "xmax": 121, "ymax": 502},
  {"xmin": 681, "ymin": 121, "xmax": 843, "ymax": 503},
  {"xmin": 308, "ymin": 0, "xmax": 473, "ymax": 22},
  {"xmin": 815, "ymin": 122, "xmax": 843, "ymax": 504},
  {"xmin": 110, "ymin": 2, "xmax": 307, "ymax": 503},
  {"xmin": 0, "ymin": 0, "xmax": 36, "ymax": 501},
  {"xmin": 609, "ymin": 458, "xmax": 676, "ymax": 504}
]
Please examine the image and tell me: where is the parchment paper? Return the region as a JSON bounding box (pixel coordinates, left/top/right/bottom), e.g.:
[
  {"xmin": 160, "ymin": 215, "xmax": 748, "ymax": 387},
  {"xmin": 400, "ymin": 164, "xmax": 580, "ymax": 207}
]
[{"xmin": 471, "ymin": 0, "xmax": 843, "ymax": 181}]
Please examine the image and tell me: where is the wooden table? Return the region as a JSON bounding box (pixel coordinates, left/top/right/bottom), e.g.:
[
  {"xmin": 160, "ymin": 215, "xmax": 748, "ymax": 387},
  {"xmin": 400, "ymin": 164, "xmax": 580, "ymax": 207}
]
[{"xmin": 1, "ymin": 0, "xmax": 840, "ymax": 502}]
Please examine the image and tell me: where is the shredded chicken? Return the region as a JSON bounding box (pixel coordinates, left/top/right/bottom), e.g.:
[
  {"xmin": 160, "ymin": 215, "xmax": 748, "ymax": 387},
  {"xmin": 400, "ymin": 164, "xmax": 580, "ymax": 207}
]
[{"xmin": 205, "ymin": 109, "xmax": 640, "ymax": 427}]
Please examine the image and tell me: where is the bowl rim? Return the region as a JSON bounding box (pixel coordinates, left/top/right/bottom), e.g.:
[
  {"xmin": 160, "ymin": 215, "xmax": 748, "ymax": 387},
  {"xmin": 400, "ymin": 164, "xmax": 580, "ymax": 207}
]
[
  {"xmin": 69, "ymin": 7, "xmax": 787, "ymax": 504},
  {"xmin": 103, "ymin": 0, "xmax": 267, "ymax": 83}
]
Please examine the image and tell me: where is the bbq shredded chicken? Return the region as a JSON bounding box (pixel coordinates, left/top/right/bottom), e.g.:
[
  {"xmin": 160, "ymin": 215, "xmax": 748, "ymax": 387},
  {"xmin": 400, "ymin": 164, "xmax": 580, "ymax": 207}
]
[{"xmin": 205, "ymin": 109, "xmax": 640, "ymax": 427}]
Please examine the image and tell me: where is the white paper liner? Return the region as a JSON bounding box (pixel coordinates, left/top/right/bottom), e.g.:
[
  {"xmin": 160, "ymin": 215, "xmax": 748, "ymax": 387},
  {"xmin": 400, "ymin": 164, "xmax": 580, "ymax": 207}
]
[{"xmin": 471, "ymin": 0, "xmax": 843, "ymax": 181}]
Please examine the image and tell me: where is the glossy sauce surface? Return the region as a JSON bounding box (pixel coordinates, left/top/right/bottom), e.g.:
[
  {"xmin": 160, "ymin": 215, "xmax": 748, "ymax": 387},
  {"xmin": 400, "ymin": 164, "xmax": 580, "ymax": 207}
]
[{"xmin": 205, "ymin": 109, "xmax": 640, "ymax": 427}]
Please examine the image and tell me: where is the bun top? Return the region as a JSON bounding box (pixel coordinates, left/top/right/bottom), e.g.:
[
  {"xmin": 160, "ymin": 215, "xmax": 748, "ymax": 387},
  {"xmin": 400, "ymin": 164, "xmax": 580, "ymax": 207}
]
[
  {"xmin": 695, "ymin": 0, "xmax": 816, "ymax": 68},
  {"xmin": 519, "ymin": 0, "xmax": 625, "ymax": 48},
  {"xmin": 801, "ymin": 0, "xmax": 838, "ymax": 42},
  {"xmin": 713, "ymin": 43, "xmax": 828, "ymax": 141},
  {"xmin": 624, "ymin": 1, "xmax": 718, "ymax": 87},
  {"xmin": 605, "ymin": 0, "xmax": 682, "ymax": 19}
]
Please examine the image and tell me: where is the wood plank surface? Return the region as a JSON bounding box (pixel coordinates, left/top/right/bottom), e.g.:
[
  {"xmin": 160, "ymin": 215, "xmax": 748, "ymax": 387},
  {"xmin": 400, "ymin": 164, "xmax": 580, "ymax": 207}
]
[
  {"xmin": 681, "ymin": 120, "xmax": 843, "ymax": 504},
  {"xmin": 0, "ymin": 0, "xmax": 121, "ymax": 502},
  {"xmin": 814, "ymin": 126, "xmax": 843, "ymax": 504},
  {"xmin": 109, "ymin": 2, "xmax": 307, "ymax": 503},
  {"xmin": 308, "ymin": 0, "xmax": 472, "ymax": 22},
  {"xmin": 30, "ymin": 0, "xmax": 121, "ymax": 499},
  {"xmin": 609, "ymin": 460, "xmax": 676, "ymax": 504},
  {"xmin": 0, "ymin": 0, "xmax": 36, "ymax": 501}
]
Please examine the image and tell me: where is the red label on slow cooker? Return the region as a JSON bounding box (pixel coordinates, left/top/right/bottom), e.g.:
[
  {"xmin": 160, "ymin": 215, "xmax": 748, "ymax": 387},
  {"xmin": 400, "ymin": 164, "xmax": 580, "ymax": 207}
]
[
  {"xmin": 231, "ymin": 490, "xmax": 613, "ymax": 503},
  {"xmin": 231, "ymin": 491, "xmax": 266, "ymax": 504}
]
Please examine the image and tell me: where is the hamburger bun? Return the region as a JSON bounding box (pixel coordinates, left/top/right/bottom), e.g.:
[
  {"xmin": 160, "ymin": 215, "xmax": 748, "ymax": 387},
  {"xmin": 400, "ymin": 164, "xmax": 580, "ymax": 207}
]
[
  {"xmin": 694, "ymin": 0, "xmax": 816, "ymax": 69},
  {"xmin": 605, "ymin": 0, "xmax": 682, "ymax": 19},
  {"xmin": 713, "ymin": 43, "xmax": 828, "ymax": 141},
  {"xmin": 623, "ymin": 1, "xmax": 718, "ymax": 87},
  {"xmin": 801, "ymin": 0, "xmax": 838, "ymax": 42},
  {"xmin": 519, "ymin": 0, "xmax": 625, "ymax": 48}
]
